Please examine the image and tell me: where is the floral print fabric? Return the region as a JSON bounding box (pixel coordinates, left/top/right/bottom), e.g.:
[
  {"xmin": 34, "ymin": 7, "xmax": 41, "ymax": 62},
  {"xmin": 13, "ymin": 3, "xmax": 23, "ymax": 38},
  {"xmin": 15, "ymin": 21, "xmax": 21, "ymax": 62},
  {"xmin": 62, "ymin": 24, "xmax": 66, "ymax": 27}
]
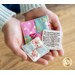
[{"xmin": 22, "ymin": 37, "xmax": 49, "ymax": 62}]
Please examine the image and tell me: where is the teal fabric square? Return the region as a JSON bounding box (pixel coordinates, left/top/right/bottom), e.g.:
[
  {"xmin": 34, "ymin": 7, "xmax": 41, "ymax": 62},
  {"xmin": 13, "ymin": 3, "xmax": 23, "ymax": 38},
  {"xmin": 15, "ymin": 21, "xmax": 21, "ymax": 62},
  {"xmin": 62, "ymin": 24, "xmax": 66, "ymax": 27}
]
[
  {"xmin": 34, "ymin": 15, "xmax": 50, "ymax": 32},
  {"xmin": 37, "ymin": 44, "xmax": 49, "ymax": 56},
  {"xmin": 22, "ymin": 42, "xmax": 35, "ymax": 54},
  {"xmin": 24, "ymin": 35, "xmax": 32, "ymax": 43}
]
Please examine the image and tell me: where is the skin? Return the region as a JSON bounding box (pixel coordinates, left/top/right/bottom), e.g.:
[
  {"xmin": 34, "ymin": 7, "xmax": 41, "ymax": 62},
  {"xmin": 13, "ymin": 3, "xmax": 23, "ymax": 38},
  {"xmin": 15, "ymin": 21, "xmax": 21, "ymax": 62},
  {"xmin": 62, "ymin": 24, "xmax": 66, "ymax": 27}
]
[{"xmin": 2, "ymin": 7, "xmax": 64, "ymax": 65}]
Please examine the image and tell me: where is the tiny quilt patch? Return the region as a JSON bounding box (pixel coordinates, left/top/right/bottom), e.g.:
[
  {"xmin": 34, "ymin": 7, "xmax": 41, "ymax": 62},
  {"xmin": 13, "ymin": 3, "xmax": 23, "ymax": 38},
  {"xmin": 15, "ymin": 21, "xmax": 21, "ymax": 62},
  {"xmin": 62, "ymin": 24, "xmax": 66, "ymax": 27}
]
[
  {"xmin": 22, "ymin": 37, "xmax": 49, "ymax": 62},
  {"xmin": 21, "ymin": 15, "xmax": 51, "ymax": 44}
]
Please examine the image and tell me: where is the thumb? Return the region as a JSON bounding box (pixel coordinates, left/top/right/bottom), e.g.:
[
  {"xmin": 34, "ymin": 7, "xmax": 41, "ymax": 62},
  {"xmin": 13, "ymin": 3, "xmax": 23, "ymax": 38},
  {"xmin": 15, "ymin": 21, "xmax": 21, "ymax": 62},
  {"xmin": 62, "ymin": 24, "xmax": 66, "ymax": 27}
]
[
  {"xmin": 11, "ymin": 43, "xmax": 27, "ymax": 60},
  {"xmin": 17, "ymin": 47, "xmax": 27, "ymax": 60},
  {"xmin": 50, "ymin": 14, "xmax": 63, "ymax": 37}
]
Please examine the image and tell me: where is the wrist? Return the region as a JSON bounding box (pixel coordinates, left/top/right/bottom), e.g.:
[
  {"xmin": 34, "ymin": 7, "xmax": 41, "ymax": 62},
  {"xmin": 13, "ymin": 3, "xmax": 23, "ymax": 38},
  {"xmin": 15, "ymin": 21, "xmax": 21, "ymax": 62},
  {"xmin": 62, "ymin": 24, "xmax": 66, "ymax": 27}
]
[
  {"xmin": 2, "ymin": 17, "xmax": 16, "ymax": 33},
  {"xmin": 24, "ymin": 7, "xmax": 48, "ymax": 21}
]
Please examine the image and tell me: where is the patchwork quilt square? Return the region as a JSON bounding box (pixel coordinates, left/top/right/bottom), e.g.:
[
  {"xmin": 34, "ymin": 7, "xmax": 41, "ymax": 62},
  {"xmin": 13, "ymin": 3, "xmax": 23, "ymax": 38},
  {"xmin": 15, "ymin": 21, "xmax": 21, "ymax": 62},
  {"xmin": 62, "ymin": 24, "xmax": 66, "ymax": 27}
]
[
  {"xmin": 42, "ymin": 30, "xmax": 62, "ymax": 50},
  {"xmin": 21, "ymin": 15, "xmax": 51, "ymax": 44},
  {"xmin": 22, "ymin": 37, "xmax": 49, "ymax": 62}
]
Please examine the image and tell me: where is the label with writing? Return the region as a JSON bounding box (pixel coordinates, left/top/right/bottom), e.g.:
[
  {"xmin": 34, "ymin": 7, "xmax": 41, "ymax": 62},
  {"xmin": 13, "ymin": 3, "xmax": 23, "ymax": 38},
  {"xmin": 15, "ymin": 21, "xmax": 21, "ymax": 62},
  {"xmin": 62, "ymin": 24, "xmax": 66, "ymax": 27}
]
[{"xmin": 42, "ymin": 30, "xmax": 62, "ymax": 50}]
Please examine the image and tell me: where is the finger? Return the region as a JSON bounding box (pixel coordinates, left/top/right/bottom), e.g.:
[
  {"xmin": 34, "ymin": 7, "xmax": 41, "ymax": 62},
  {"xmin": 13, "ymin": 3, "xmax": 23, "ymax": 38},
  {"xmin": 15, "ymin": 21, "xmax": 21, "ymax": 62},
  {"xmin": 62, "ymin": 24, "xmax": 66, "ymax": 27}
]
[
  {"xmin": 14, "ymin": 47, "xmax": 27, "ymax": 60},
  {"xmin": 18, "ymin": 47, "xmax": 27, "ymax": 60},
  {"xmin": 51, "ymin": 14, "xmax": 63, "ymax": 36},
  {"xmin": 27, "ymin": 56, "xmax": 48, "ymax": 65},
  {"xmin": 50, "ymin": 50, "xmax": 58, "ymax": 57},
  {"xmin": 36, "ymin": 58, "xmax": 48, "ymax": 65},
  {"xmin": 52, "ymin": 15, "xmax": 62, "ymax": 30},
  {"xmin": 42, "ymin": 54, "xmax": 54, "ymax": 61},
  {"xmin": 46, "ymin": 51, "xmax": 52, "ymax": 55},
  {"xmin": 10, "ymin": 42, "xmax": 27, "ymax": 60},
  {"xmin": 57, "ymin": 46, "xmax": 64, "ymax": 56}
]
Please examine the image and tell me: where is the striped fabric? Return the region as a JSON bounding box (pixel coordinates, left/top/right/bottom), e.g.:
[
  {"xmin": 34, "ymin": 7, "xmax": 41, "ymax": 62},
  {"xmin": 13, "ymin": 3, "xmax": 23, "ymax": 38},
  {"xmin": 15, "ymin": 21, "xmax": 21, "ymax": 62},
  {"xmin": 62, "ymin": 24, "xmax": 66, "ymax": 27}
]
[
  {"xmin": 20, "ymin": 4, "xmax": 46, "ymax": 14},
  {"xmin": 0, "ymin": 4, "xmax": 16, "ymax": 32}
]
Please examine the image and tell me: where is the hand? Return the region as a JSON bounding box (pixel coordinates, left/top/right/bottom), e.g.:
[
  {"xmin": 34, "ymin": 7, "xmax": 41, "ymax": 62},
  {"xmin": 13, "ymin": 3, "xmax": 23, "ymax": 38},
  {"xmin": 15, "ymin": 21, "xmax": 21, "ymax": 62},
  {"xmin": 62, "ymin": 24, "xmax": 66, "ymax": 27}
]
[
  {"xmin": 25, "ymin": 7, "xmax": 64, "ymax": 61},
  {"xmin": 2, "ymin": 17, "xmax": 53, "ymax": 65},
  {"xmin": 2, "ymin": 17, "xmax": 27, "ymax": 60}
]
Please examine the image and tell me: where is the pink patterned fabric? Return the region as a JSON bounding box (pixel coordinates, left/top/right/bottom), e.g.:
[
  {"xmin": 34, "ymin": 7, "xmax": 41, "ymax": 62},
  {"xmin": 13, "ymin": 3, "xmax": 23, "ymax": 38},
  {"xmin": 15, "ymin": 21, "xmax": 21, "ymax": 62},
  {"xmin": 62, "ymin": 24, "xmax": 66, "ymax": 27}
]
[
  {"xmin": 30, "ymin": 32, "xmax": 42, "ymax": 40},
  {"xmin": 21, "ymin": 20, "xmax": 37, "ymax": 36}
]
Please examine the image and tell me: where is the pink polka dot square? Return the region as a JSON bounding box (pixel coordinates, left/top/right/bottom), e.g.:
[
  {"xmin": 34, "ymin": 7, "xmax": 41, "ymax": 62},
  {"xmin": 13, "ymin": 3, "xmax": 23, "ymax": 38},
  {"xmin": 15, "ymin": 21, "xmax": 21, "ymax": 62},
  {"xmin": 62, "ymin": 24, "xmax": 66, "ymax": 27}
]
[{"xmin": 21, "ymin": 20, "xmax": 37, "ymax": 36}]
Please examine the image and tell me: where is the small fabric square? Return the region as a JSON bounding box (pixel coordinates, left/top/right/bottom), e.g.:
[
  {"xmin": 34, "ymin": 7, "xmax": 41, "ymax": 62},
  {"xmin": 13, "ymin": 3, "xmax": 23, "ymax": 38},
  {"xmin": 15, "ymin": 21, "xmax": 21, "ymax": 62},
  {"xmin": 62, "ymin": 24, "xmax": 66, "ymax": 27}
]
[
  {"xmin": 22, "ymin": 37, "xmax": 49, "ymax": 62},
  {"xmin": 30, "ymin": 37, "xmax": 43, "ymax": 48},
  {"xmin": 24, "ymin": 35, "xmax": 32, "ymax": 44},
  {"xmin": 34, "ymin": 15, "xmax": 50, "ymax": 32},
  {"xmin": 21, "ymin": 20, "xmax": 36, "ymax": 36},
  {"xmin": 28, "ymin": 50, "xmax": 41, "ymax": 62},
  {"xmin": 22, "ymin": 42, "xmax": 35, "ymax": 54},
  {"xmin": 42, "ymin": 30, "xmax": 62, "ymax": 50},
  {"xmin": 37, "ymin": 44, "xmax": 49, "ymax": 56},
  {"xmin": 30, "ymin": 32, "xmax": 42, "ymax": 40}
]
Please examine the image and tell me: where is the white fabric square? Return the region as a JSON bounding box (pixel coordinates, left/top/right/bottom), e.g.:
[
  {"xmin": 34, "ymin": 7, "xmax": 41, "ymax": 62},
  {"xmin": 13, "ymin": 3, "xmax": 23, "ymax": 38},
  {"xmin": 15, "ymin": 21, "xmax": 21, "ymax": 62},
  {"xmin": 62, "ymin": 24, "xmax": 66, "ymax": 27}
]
[
  {"xmin": 28, "ymin": 50, "xmax": 41, "ymax": 62},
  {"xmin": 30, "ymin": 37, "xmax": 43, "ymax": 48},
  {"xmin": 42, "ymin": 30, "xmax": 62, "ymax": 50}
]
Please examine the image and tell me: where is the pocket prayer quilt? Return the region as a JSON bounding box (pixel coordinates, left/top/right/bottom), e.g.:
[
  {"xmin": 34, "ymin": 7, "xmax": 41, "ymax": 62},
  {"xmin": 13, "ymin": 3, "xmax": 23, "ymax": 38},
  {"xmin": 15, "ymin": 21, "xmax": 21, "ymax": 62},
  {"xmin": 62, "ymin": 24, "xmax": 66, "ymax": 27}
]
[
  {"xmin": 21, "ymin": 15, "xmax": 51, "ymax": 44},
  {"xmin": 22, "ymin": 37, "xmax": 49, "ymax": 62}
]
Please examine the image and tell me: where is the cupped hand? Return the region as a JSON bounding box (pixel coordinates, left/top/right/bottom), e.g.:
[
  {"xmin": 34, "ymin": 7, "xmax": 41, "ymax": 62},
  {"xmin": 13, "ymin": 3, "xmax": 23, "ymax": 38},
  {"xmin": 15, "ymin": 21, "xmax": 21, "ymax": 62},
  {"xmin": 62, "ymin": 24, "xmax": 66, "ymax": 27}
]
[
  {"xmin": 25, "ymin": 7, "xmax": 64, "ymax": 61},
  {"xmin": 2, "ymin": 17, "xmax": 27, "ymax": 60},
  {"xmin": 2, "ymin": 17, "xmax": 53, "ymax": 65}
]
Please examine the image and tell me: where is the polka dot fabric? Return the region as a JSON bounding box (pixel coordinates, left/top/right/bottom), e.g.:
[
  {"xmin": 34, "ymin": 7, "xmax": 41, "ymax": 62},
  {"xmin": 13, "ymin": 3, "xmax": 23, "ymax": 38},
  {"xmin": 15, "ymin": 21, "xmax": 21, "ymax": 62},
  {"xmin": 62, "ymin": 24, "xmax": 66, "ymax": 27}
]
[{"xmin": 21, "ymin": 20, "xmax": 36, "ymax": 36}]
